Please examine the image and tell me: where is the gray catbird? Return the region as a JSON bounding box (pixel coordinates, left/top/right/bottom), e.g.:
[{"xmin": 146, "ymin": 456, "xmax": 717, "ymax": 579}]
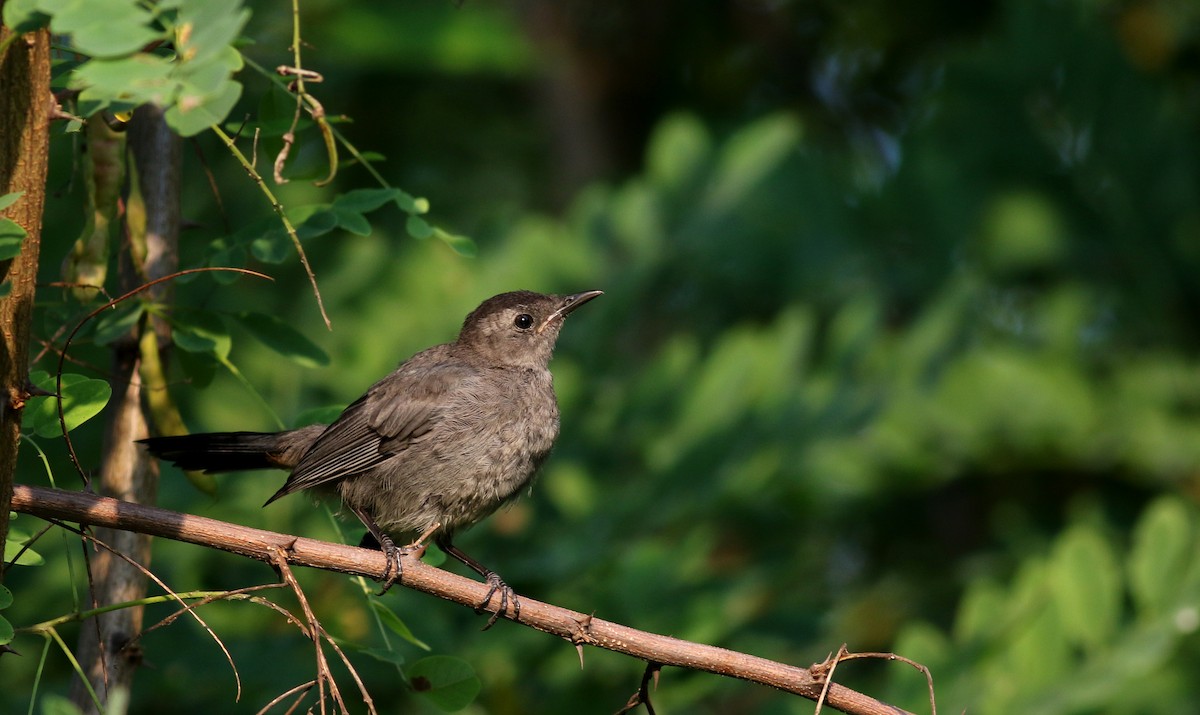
[{"xmin": 141, "ymin": 289, "xmax": 602, "ymax": 627}]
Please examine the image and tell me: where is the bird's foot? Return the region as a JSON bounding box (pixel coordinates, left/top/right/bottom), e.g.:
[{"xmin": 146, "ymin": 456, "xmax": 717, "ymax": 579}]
[
  {"xmin": 476, "ymin": 571, "xmax": 520, "ymax": 630},
  {"xmin": 375, "ymin": 533, "xmax": 411, "ymax": 595}
]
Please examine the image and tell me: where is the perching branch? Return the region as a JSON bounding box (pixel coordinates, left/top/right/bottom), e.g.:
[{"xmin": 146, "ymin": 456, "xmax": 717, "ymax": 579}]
[{"xmin": 10, "ymin": 484, "xmax": 917, "ymax": 715}]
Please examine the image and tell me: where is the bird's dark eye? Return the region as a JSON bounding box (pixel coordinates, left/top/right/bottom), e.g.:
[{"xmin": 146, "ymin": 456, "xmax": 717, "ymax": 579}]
[{"xmin": 514, "ymin": 313, "xmax": 534, "ymax": 330}]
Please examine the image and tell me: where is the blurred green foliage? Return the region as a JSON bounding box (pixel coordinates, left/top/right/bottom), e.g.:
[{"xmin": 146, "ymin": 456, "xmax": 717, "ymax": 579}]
[{"xmin": 5, "ymin": 0, "xmax": 1200, "ymax": 713}]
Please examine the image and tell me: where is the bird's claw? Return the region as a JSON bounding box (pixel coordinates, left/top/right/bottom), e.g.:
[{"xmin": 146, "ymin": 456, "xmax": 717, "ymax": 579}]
[
  {"xmin": 476, "ymin": 571, "xmax": 519, "ymax": 630},
  {"xmin": 375, "ymin": 534, "xmax": 410, "ymax": 595}
]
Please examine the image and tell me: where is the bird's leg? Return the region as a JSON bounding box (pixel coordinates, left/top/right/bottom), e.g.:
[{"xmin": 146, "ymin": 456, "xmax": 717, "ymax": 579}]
[
  {"xmin": 348, "ymin": 504, "xmax": 407, "ymax": 593},
  {"xmin": 436, "ymin": 536, "xmax": 519, "ymax": 630},
  {"xmin": 405, "ymin": 522, "xmax": 442, "ymax": 558}
]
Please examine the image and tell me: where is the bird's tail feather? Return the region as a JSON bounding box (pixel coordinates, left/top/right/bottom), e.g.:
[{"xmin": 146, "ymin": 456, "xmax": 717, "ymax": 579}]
[{"xmin": 139, "ymin": 432, "xmax": 291, "ymax": 473}]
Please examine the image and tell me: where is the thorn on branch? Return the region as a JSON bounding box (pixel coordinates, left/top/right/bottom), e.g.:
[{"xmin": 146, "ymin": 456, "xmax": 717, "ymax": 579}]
[{"xmin": 568, "ymin": 612, "xmax": 594, "ymax": 668}]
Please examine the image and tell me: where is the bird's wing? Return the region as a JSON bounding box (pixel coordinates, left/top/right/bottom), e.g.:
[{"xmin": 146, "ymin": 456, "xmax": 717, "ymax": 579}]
[{"xmin": 266, "ymin": 356, "xmax": 473, "ymax": 502}]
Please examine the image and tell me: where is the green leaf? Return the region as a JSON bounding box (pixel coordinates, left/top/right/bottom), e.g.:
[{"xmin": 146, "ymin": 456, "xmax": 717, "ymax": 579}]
[
  {"xmin": 206, "ymin": 241, "xmax": 247, "ymax": 284},
  {"xmin": 0, "ymin": 614, "xmax": 12, "ymax": 646},
  {"xmin": 0, "ymin": 191, "xmax": 23, "ymax": 211},
  {"xmin": 175, "ymin": 348, "xmax": 218, "ymax": 388},
  {"xmin": 175, "ymin": 47, "xmax": 243, "ymax": 96},
  {"xmin": 72, "ymin": 54, "xmax": 175, "ymax": 112},
  {"xmin": 370, "ymin": 600, "xmax": 430, "ymax": 650},
  {"xmin": 234, "ymin": 312, "xmax": 329, "ymax": 368},
  {"xmin": 0, "ymin": 583, "xmax": 12, "ymax": 609},
  {"xmin": 1051, "ymin": 525, "xmax": 1121, "ymax": 649},
  {"xmin": 406, "ymin": 655, "xmax": 481, "ymax": 712},
  {"xmin": 69, "ymin": 23, "xmax": 161, "ymax": 60},
  {"xmin": 334, "ymin": 188, "xmax": 402, "ymax": 214},
  {"xmin": 250, "ymin": 229, "xmax": 291, "ymax": 264},
  {"xmin": 175, "ymin": 0, "xmax": 251, "ymax": 67},
  {"xmin": 93, "ymin": 302, "xmax": 145, "ymax": 345},
  {"xmin": 405, "ymin": 215, "xmax": 434, "ymax": 240},
  {"xmin": 2, "ymin": 0, "xmax": 50, "ymax": 34},
  {"xmin": 23, "ymin": 372, "xmax": 113, "ymax": 439},
  {"xmin": 171, "ymin": 310, "xmax": 231, "ymax": 359},
  {"xmin": 358, "ymin": 646, "xmax": 407, "ymax": 666},
  {"xmin": 333, "ymin": 208, "xmax": 372, "ymax": 236},
  {"xmin": 164, "ymin": 79, "xmax": 242, "ymax": 137},
  {"xmin": 433, "ymin": 228, "xmax": 476, "ymax": 257},
  {"xmin": 1129, "ymin": 497, "xmax": 1192, "ymax": 612},
  {"xmin": 4, "ymin": 529, "xmax": 45, "ymax": 567},
  {"xmin": 390, "ymin": 190, "xmax": 427, "ymax": 214},
  {"xmin": 38, "ymin": 693, "xmax": 85, "ymax": 715},
  {"xmin": 647, "ymin": 113, "xmax": 711, "ymax": 190},
  {"xmin": 295, "ymin": 210, "xmax": 338, "ymax": 240},
  {"xmin": 0, "ymin": 218, "xmax": 27, "ymax": 259}
]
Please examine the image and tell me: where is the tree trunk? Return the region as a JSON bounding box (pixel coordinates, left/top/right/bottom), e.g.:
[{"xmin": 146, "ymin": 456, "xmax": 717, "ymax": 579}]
[
  {"xmin": 0, "ymin": 17, "xmax": 51, "ymax": 582},
  {"xmin": 70, "ymin": 105, "xmax": 181, "ymax": 712}
]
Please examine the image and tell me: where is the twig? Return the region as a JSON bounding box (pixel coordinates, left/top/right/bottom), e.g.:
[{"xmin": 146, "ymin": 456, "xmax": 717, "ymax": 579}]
[
  {"xmin": 38, "ymin": 519, "xmax": 244, "ymax": 700},
  {"xmin": 615, "ymin": 661, "xmax": 661, "ymax": 714},
  {"xmin": 257, "ymin": 679, "xmax": 316, "ymax": 715},
  {"xmin": 51, "ymin": 267, "xmax": 273, "ymax": 488},
  {"xmin": 814, "ymin": 645, "xmax": 937, "ymax": 715},
  {"xmin": 209, "ymin": 125, "xmax": 330, "ymax": 329}
]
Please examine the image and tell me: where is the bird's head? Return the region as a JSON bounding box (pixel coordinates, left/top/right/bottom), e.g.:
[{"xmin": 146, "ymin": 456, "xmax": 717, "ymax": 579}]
[{"xmin": 458, "ymin": 290, "xmax": 603, "ymax": 368}]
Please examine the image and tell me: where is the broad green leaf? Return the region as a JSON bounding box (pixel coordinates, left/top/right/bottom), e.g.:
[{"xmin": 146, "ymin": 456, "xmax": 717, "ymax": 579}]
[
  {"xmin": 3, "ymin": 535, "xmax": 44, "ymax": 566},
  {"xmin": 0, "ymin": 218, "xmax": 26, "ymax": 259},
  {"xmin": 370, "ymin": 600, "xmax": 430, "ymax": 650},
  {"xmin": 172, "ymin": 310, "xmax": 231, "ymax": 359},
  {"xmin": 234, "ymin": 311, "xmax": 329, "ymax": 368},
  {"xmin": 37, "ymin": 693, "xmax": 84, "ymax": 715},
  {"xmin": 707, "ymin": 112, "xmax": 801, "ymax": 208},
  {"xmin": 175, "ymin": 0, "xmax": 250, "ymax": 67},
  {"xmin": 392, "ymin": 191, "xmax": 426, "ymax": 214},
  {"xmin": 164, "ymin": 79, "xmax": 242, "ymax": 137},
  {"xmin": 1052, "ymin": 525, "xmax": 1121, "ymax": 649},
  {"xmin": 0, "ymin": 191, "xmax": 23, "ymax": 211},
  {"xmin": 406, "ymin": 655, "xmax": 481, "ymax": 712},
  {"xmin": 2, "ymin": 0, "xmax": 50, "ymax": 33},
  {"xmin": 358, "ymin": 646, "xmax": 407, "ymax": 666},
  {"xmin": 1129, "ymin": 496, "xmax": 1192, "ymax": 612},
  {"xmin": 295, "ymin": 210, "xmax": 338, "ymax": 240},
  {"xmin": 249, "ymin": 229, "xmax": 291, "ymax": 264},
  {"xmin": 406, "ymin": 215, "xmax": 434, "ymax": 240},
  {"xmin": 175, "ymin": 348, "xmax": 217, "ymax": 388},
  {"xmin": 432, "ymin": 228, "xmax": 475, "ymax": 257},
  {"xmin": 93, "ymin": 302, "xmax": 145, "ymax": 345},
  {"xmin": 206, "ymin": 241, "xmax": 247, "ymax": 284},
  {"xmin": 333, "ymin": 188, "xmax": 402, "ymax": 214},
  {"xmin": 647, "ymin": 113, "xmax": 712, "ymax": 190},
  {"xmin": 954, "ymin": 578, "xmax": 1006, "ymax": 643},
  {"xmin": 51, "ymin": 0, "xmax": 161, "ymax": 58},
  {"xmin": 333, "ymin": 209, "xmax": 371, "ymax": 236},
  {"xmin": 72, "ymin": 54, "xmax": 175, "ymax": 110},
  {"xmin": 175, "ymin": 48, "xmax": 243, "ymax": 96},
  {"xmin": 0, "ymin": 614, "xmax": 11, "ymax": 646},
  {"xmin": 69, "ymin": 23, "xmax": 161, "ymax": 60},
  {"xmin": 23, "ymin": 372, "xmax": 113, "ymax": 438},
  {"xmin": 0, "ymin": 583, "xmax": 12, "ymax": 609}
]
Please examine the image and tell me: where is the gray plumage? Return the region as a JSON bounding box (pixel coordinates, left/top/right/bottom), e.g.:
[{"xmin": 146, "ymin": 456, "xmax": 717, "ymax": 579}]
[{"xmin": 142, "ymin": 289, "xmax": 602, "ymax": 625}]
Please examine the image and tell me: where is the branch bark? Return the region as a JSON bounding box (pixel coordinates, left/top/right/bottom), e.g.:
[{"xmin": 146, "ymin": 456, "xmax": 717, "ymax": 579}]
[{"xmin": 11, "ymin": 484, "xmax": 915, "ymax": 715}]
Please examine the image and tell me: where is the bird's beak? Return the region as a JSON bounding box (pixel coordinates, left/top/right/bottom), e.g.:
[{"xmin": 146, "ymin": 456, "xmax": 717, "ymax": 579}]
[{"xmin": 539, "ymin": 290, "xmax": 603, "ymax": 332}]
